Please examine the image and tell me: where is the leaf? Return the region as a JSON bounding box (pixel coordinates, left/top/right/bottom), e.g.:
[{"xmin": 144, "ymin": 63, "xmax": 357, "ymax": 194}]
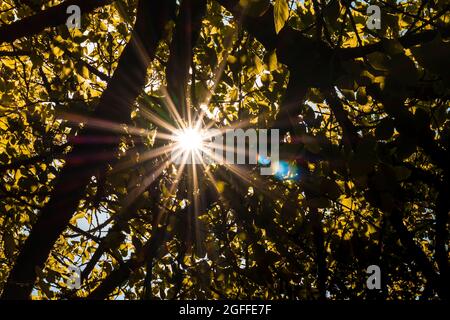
[
  {"xmin": 340, "ymin": 89, "xmax": 355, "ymax": 101},
  {"xmin": 320, "ymin": 179, "xmax": 342, "ymax": 200},
  {"xmin": 393, "ymin": 166, "xmax": 411, "ymax": 181},
  {"xmin": 239, "ymin": 0, "xmax": 270, "ymax": 17},
  {"xmin": 324, "ymin": 0, "xmax": 341, "ymax": 27},
  {"xmin": 117, "ymin": 23, "xmax": 128, "ymax": 37},
  {"xmin": 70, "ymin": 212, "xmax": 85, "ymax": 223},
  {"xmin": 3, "ymin": 231, "xmax": 16, "ymax": 259},
  {"xmin": 99, "ymin": 21, "xmax": 108, "ymax": 32},
  {"xmin": 51, "ymin": 46, "xmax": 64, "ymax": 58},
  {"xmin": 411, "ymin": 35, "xmax": 450, "ymax": 85},
  {"xmin": 305, "ymin": 140, "xmax": 320, "ymax": 154},
  {"xmin": 254, "ymin": 55, "xmax": 264, "ymax": 73},
  {"xmin": 227, "ymin": 54, "xmax": 237, "ymax": 64},
  {"xmin": 375, "ymin": 118, "xmax": 394, "ymax": 140},
  {"xmin": 81, "ymin": 65, "xmax": 90, "ymax": 79},
  {"xmin": 274, "ymin": 0, "xmax": 289, "ymax": 34},
  {"xmin": 349, "ymin": 158, "xmax": 374, "ymax": 177},
  {"xmin": 305, "ymin": 197, "xmax": 330, "ymax": 208},
  {"xmin": 356, "ymin": 87, "xmax": 368, "ymax": 105},
  {"xmin": 367, "ymin": 52, "xmax": 389, "ymax": 71},
  {"xmin": 266, "ymin": 50, "xmax": 278, "ymax": 71},
  {"xmin": 381, "ymin": 39, "xmax": 404, "ymax": 55},
  {"xmin": 386, "ymin": 53, "xmax": 418, "ymax": 86}
]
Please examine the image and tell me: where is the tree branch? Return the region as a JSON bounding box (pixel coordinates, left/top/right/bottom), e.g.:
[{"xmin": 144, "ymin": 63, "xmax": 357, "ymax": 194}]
[
  {"xmin": 86, "ymin": 226, "xmax": 167, "ymax": 300},
  {"xmin": 0, "ymin": 0, "xmax": 114, "ymax": 44},
  {"xmin": 166, "ymin": 0, "xmax": 207, "ymax": 116}
]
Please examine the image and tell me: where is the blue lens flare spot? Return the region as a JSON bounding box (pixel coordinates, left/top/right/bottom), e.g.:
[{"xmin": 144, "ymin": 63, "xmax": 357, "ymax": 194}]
[
  {"xmin": 258, "ymin": 154, "xmax": 271, "ymax": 166},
  {"xmin": 275, "ymin": 161, "xmax": 290, "ymax": 179},
  {"xmin": 274, "ymin": 161, "xmax": 300, "ymax": 181}
]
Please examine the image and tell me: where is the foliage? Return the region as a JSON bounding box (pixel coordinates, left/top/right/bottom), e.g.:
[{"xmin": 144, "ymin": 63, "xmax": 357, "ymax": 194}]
[{"xmin": 0, "ymin": 0, "xmax": 449, "ymax": 300}]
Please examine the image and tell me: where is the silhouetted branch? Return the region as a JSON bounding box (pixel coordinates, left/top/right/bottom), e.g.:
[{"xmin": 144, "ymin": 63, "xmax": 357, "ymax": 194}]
[{"xmin": 0, "ymin": 0, "xmax": 114, "ymax": 44}]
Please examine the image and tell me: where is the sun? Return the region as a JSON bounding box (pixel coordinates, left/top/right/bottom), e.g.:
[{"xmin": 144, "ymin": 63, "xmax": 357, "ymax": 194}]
[{"xmin": 173, "ymin": 127, "xmax": 205, "ymax": 153}]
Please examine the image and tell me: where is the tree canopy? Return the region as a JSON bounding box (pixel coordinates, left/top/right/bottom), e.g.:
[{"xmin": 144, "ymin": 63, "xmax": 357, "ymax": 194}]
[{"xmin": 0, "ymin": 0, "xmax": 449, "ymax": 300}]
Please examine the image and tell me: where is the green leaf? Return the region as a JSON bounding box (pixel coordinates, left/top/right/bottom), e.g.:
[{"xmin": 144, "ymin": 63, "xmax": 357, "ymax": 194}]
[{"xmin": 274, "ymin": 0, "xmax": 289, "ymax": 34}]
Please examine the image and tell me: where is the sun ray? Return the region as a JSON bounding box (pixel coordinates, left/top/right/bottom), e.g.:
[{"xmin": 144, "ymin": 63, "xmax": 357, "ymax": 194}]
[
  {"xmin": 156, "ymin": 151, "xmax": 190, "ymax": 224},
  {"xmin": 111, "ymin": 143, "xmax": 176, "ymax": 174},
  {"xmin": 200, "ymin": 15, "xmax": 241, "ymax": 110},
  {"xmin": 118, "ymin": 154, "xmax": 175, "ymax": 211},
  {"xmin": 58, "ymin": 112, "xmax": 153, "ymax": 137},
  {"xmin": 136, "ymin": 104, "xmax": 179, "ymax": 134},
  {"xmin": 191, "ymin": 149, "xmax": 202, "ymax": 249},
  {"xmin": 198, "ymin": 144, "xmax": 280, "ymax": 201},
  {"xmin": 158, "ymin": 87, "xmax": 187, "ymax": 130}
]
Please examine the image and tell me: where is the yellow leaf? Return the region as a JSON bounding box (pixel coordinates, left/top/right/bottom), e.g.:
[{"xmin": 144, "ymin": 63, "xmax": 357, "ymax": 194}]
[
  {"xmin": 274, "ymin": 0, "xmax": 289, "ymax": 34},
  {"xmin": 81, "ymin": 65, "xmax": 90, "ymax": 79},
  {"xmin": 254, "ymin": 56, "xmax": 264, "ymax": 73},
  {"xmin": 52, "ymin": 46, "xmax": 64, "ymax": 58},
  {"xmin": 267, "ymin": 50, "xmax": 278, "ymax": 71},
  {"xmin": 70, "ymin": 212, "xmax": 85, "ymax": 224},
  {"xmin": 227, "ymin": 55, "xmax": 237, "ymax": 64}
]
